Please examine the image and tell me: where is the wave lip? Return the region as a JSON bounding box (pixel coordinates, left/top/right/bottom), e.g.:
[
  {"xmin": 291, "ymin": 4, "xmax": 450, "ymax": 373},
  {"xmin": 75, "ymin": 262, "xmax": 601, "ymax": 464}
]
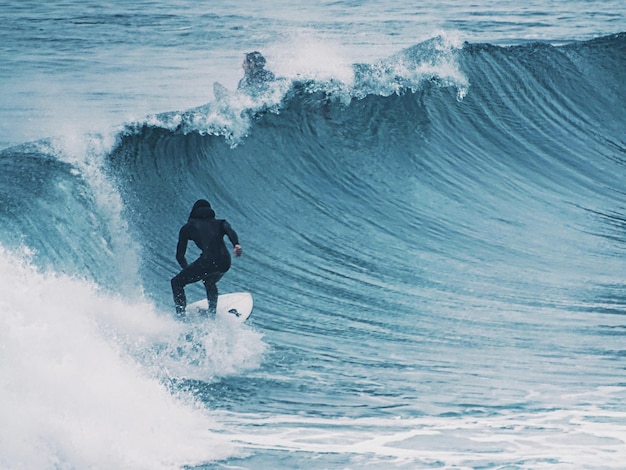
[{"xmin": 134, "ymin": 34, "xmax": 469, "ymax": 147}]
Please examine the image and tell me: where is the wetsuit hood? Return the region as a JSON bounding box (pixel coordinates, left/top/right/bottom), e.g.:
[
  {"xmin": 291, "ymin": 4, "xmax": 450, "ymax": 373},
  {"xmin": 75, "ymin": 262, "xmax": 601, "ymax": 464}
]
[{"xmin": 189, "ymin": 202, "xmax": 215, "ymax": 220}]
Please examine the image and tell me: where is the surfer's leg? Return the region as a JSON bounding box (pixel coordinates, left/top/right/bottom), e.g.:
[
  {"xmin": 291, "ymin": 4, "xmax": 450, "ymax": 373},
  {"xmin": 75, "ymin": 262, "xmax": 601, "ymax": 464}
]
[
  {"xmin": 171, "ymin": 260, "xmax": 207, "ymax": 316},
  {"xmin": 171, "ymin": 274, "xmax": 188, "ymax": 316},
  {"xmin": 202, "ymin": 272, "xmax": 224, "ymax": 313},
  {"xmin": 205, "ymin": 282, "xmax": 218, "ymax": 314}
]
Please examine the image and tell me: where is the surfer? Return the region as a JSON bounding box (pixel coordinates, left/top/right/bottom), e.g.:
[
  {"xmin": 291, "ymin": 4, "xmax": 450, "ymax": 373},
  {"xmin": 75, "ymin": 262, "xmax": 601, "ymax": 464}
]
[
  {"xmin": 171, "ymin": 199, "xmax": 242, "ymax": 316},
  {"xmin": 237, "ymin": 51, "xmax": 275, "ymax": 93}
]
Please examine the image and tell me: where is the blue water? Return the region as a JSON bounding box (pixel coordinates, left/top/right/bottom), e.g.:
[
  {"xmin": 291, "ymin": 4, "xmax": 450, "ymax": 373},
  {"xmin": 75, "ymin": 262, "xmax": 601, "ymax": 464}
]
[{"xmin": 1, "ymin": 1, "xmax": 626, "ymax": 469}]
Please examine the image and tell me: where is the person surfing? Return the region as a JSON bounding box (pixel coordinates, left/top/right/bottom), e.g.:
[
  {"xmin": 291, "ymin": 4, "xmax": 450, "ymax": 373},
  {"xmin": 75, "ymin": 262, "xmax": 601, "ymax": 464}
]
[
  {"xmin": 237, "ymin": 51, "xmax": 275, "ymax": 94},
  {"xmin": 171, "ymin": 199, "xmax": 242, "ymax": 317}
]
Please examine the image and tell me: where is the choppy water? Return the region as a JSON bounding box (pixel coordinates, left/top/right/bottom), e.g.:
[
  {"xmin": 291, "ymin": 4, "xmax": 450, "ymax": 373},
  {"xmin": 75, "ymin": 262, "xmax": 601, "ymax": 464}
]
[{"xmin": 1, "ymin": 1, "xmax": 625, "ymax": 469}]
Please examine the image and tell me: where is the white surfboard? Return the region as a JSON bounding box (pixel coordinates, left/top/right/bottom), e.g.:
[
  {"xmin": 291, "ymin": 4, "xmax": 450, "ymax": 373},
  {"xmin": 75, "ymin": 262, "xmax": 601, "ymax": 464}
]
[{"xmin": 187, "ymin": 292, "xmax": 253, "ymax": 324}]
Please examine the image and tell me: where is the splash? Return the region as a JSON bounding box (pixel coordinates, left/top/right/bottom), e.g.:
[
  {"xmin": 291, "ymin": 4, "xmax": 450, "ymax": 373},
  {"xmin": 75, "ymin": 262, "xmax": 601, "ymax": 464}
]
[{"xmin": 0, "ymin": 246, "xmax": 266, "ymax": 469}]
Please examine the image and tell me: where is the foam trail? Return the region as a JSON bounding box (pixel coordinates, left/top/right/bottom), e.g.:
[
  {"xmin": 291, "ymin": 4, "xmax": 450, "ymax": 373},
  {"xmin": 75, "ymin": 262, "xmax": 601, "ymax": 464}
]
[
  {"xmin": 214, "ymin": 404, "xmax": 626, "ymax": 468},
  {"xmin": 0, "ymin": 246, "xmax": 239, "ymax": 469}
]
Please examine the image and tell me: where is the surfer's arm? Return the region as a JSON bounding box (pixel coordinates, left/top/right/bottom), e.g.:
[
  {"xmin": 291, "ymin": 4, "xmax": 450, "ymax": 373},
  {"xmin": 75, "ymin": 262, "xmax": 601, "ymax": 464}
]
[
  {"xmin": 175, "ymin": 226, "xmax": 190, "ymax": 268},
  {"xmin": 222, "ymin": 220, "xmax": 242, "ymax": 257}
]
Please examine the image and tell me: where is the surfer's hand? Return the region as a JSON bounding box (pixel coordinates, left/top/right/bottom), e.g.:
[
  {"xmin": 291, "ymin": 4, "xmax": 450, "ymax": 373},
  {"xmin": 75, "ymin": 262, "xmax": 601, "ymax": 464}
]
[{"xmin": 234, "ymin": 244, "xmax": 243, "ymax": 257}]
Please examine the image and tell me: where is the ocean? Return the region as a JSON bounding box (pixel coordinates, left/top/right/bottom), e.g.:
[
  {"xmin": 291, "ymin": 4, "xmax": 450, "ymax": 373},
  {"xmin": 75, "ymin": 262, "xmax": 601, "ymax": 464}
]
[{"xmin": 1, "ymin": 1, "xmax": 625, "ymax": 468}]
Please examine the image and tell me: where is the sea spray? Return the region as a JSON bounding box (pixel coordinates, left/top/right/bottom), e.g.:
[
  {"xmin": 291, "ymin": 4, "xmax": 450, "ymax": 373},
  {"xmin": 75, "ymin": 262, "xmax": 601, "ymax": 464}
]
[{"xmin": 0, "ymin": 246, "xmax": 260, "ymax": 469}]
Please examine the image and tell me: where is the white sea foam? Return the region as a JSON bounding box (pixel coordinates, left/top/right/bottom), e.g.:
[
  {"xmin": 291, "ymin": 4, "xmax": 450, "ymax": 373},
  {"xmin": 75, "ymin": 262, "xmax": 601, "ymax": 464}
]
[
  {"xmin": 0, "ymin": 246, "xmax": 265, "ymax": 469},
  {"xmin": 42, "ymin": 133, "xmax": 143, "ymax": 296},
  {"xmin": 215, "ymin": 397, "xmax": 626, "ymax": 468}
]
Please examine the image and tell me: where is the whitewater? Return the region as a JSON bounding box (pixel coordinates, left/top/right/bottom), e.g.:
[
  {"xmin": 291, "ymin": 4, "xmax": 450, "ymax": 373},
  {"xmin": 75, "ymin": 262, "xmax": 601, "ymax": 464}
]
[{"xmin": 1, "ymin": 1, "xmax": 625, "ymax": 469}]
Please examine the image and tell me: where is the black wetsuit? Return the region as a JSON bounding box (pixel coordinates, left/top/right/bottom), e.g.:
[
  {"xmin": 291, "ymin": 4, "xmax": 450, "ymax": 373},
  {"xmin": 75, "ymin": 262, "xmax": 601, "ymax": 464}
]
[
  {"xmin": 237, "ymin": 68, "xmax": 275, "ymax": 93},
  {"xmin": 171, "ymin": 205, "xmax": 240, "ymax": 315}
]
